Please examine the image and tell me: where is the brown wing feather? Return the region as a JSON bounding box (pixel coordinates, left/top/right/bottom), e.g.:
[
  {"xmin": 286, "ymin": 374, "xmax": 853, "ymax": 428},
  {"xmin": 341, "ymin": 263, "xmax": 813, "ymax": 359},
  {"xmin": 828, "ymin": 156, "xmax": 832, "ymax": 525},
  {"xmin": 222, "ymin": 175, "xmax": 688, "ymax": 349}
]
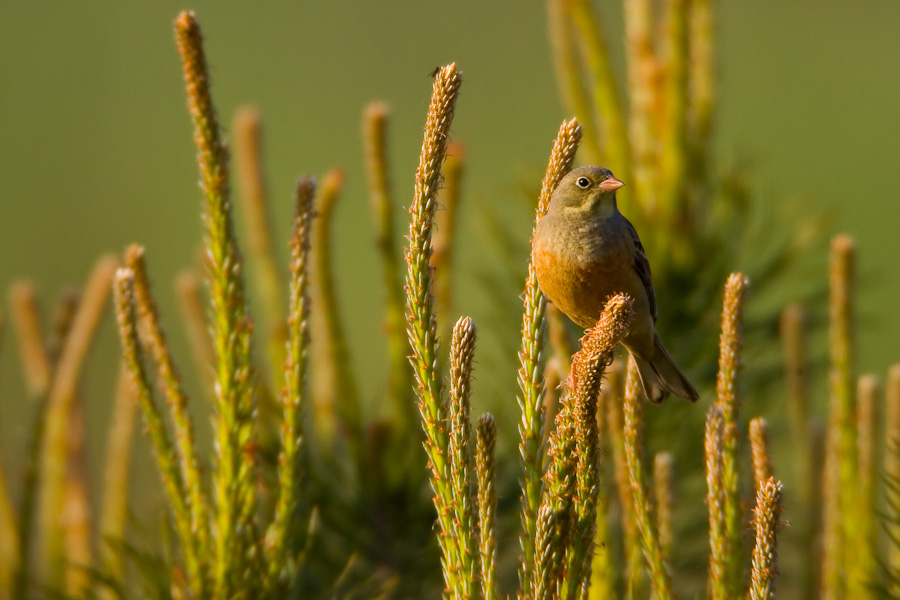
[{"xmin": 624, "ymin": 219, "xmax": 657, "ymax": 322}]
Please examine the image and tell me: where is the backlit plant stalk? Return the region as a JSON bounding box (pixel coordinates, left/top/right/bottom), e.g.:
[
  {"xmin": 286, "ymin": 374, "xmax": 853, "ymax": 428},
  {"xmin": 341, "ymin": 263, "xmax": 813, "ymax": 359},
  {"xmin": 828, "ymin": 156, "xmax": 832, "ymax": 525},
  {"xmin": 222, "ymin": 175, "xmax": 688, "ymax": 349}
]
[
  {"xmin": 126, "ymin": 245, "xmax": 209, "ymax": 559},
  {"xmin": 622, "ymin": 0, "xmax": 659, "ymax": 210},
  {"xmin": 749, "ymin": 418, "xmax": 772, "ymax": 491},
  {"xmin": 362, "ymin": 103, "xmax": 413, "ymax": 435},
  {"xmin": 448, "ymin": 316, "xmax": 478, "ymax": 598},
  {"xmin": 403, "ymin": 62, "xmax": 463, "ymax": 596},
  {"xmin": 8, "ymin": 282, "xmax": 51, "ymax": 398},
  {"xmin": 561, "ymin": 295, "xmax": 634, "ymax": 600},
  {"xmin": 38, "ymin": 255, "xmax": 118, "ymax": 590},
  {"xmin": 658, "ymin": 0, "xmax": 689, "ymax": 226},
  {"xmin": 780, "ymin": 303, "xmax": 816, "ymax": 598},
  {"xmin": 706, "ymin": 405, "xmax": 727, "ymax": 600},
  {"xmin": 233, "ymin": 106, "xmax": 288, "ymax": 389},
  {"xmin": 62, "ymin": 387, "xmax": 91, "ymax": 597},
  {"xmin": 623, "ymin": 358, "xmax": 671, "ymax": 600},
  {"xmin": 749, "ymin": 478, "xmax": 784, "ymax": 600},
  {"xmin": 517, "ymin": 118, "xmax": 581, "ymax": 598},
  {"xmin": 546, "ymin": 0, "xmax": 602, "ymax": 163},
  {"xmin": 603, "ymin": 361, "xmax": 645, "ymax": 598},
  {"xmin": 7, "ymin": 282, "xmax": 51, "ymax": 598},
  {"xmin": 266, "ymin": 177, "xmax": 316, "ymax": 592},
  {"xmin": 113, "ymin": 270, "xmax": 207, "ymax": 598},
  {"xmin": 175, "ymin": 270, "xmax": 216, "ymax": 385},
  {"xmin": 853, "ymin": 374, "xmax": 879, "ymax": 596},
  {"xmin": 311, "ymin": 169, "xmax": 364, "ymax": 458},
  {"xmin": 98, "ymin": 363, "xmax": 139, "ymax": 599},
  {"xmin": 476, "ymin": 414, "xmax": 498, "ymax": 600},
  {"xmin": 0, "ymin": 480, "xmax": 14, "ymax": 598},
  {"xmin": 587, "ymin": 388, "xmax": 616, "ymax": 600},
  {"xmin": 820, "ymin": 235, "xmax": 856, "ymax": 600},
  {"xmin": 564, "ymin": 0, "xmax": 632, "ymax": 187},
  {"xmin": 653, "ymin": 452, "xmax": 674, "ymax": 563},
  {"xmin": 433, "ymin": 140, "xmax": 465, "ymax": 339},
  {"xmin": 716, "ymin": 272, "xmax": 749, "ymax": 600},
  {"xmin": 175, "ymin": 12, "xmax": 258, "ymax": 597},
  {"xmin": 885, "ymin": 363, "xmax": 900, "ymax": 585}
]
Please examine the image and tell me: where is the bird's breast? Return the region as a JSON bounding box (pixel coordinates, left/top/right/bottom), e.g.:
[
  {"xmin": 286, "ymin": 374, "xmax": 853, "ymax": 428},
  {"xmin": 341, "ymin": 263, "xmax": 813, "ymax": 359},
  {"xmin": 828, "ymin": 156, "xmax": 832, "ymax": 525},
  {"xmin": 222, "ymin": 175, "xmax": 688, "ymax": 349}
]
[{"xmin": 533, "ymin": 214, "xmax": 647, "ymax": 329}]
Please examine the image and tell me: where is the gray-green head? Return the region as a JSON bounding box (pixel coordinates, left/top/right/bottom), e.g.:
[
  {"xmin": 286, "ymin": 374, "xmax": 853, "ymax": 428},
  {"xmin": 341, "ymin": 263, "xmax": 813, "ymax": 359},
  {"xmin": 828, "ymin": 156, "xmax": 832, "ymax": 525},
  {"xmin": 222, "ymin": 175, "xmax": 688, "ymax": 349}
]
[{"xmin": 547, "ymin": 165, "xmax": 624, "ymax": 216}]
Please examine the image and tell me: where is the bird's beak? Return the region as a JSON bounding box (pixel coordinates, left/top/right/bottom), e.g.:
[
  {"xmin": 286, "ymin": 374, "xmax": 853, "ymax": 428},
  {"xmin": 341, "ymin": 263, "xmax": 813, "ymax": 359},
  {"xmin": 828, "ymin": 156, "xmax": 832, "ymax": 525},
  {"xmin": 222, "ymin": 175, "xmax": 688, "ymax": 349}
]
[{"xmin": 598, "ymin": 176, "xmax": 624, "ymax": 192}]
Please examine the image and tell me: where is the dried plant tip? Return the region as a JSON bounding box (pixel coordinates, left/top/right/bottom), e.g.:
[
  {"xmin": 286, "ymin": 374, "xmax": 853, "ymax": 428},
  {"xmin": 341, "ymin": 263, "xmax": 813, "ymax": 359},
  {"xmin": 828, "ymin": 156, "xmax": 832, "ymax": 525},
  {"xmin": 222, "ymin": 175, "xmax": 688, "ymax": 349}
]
[
  {"xmin": 750, "ymin": 478, "xmax": 784, "ymax": 600},
  {"xmin": 8, "ymin": 281, "xmax": 51, "ymax": 397},
  {"xmin": 749, "ymin": 418, "xmax": 773, "ymax": 491}
]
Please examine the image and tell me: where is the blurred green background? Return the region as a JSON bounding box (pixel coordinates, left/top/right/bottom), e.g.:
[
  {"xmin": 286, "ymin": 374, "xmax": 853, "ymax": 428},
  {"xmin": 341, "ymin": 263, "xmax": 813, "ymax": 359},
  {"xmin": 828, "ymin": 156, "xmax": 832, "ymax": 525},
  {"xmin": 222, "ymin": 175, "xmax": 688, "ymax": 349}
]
[{"xmin": 0, "ymin": 1, "xmax": 898, "ymax": 475}]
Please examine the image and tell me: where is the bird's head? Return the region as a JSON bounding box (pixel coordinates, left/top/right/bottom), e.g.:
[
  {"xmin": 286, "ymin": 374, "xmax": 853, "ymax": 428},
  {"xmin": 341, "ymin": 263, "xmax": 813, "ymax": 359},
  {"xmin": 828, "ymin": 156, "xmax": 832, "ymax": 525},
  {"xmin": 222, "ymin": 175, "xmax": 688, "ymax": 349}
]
[{"xmin": 547, "ymin": 165, "xmax": 624, "ymax": 218}]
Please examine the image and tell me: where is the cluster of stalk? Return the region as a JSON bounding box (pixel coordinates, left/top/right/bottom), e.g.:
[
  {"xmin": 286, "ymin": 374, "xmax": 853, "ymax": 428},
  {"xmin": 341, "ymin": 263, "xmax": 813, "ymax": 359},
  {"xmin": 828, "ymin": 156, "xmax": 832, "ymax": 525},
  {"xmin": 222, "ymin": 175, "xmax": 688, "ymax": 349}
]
[{"xmin": 405, "ymin": 63, "xmax": 784, "ymax": 600}]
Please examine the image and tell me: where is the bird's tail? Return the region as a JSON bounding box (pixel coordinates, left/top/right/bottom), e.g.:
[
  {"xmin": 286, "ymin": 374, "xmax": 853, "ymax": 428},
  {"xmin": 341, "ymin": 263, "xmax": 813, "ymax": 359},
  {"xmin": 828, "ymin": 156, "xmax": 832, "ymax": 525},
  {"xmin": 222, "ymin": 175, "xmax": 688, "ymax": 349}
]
[{"xmin": 632, "ymin": 334, "xmax": 700, "ymax": 404}]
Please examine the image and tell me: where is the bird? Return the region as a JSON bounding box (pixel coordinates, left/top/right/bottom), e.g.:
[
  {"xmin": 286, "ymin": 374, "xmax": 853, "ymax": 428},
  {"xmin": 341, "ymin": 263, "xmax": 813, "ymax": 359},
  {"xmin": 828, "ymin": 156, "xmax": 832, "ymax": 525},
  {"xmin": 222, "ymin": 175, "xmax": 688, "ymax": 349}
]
[{"xmin": 532, "ymin": 165, "xmax": 699, "ymax": 403}]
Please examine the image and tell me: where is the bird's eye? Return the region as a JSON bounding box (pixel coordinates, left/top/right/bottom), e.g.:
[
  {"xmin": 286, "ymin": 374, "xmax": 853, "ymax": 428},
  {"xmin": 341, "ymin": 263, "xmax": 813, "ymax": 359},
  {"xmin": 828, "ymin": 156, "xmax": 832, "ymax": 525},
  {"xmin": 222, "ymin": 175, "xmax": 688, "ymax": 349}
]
[{"xmin": 576, "ymin": 177, "xmax": 591, "ymax": 189}]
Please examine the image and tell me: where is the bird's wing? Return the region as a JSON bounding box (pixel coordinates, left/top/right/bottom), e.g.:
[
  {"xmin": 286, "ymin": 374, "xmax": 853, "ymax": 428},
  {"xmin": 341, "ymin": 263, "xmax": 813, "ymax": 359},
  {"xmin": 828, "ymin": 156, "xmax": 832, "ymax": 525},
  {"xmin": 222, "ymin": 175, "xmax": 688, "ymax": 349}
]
[{"xmin": 625, "ymin": 218, "xmax": 657, "ymax": 322}]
